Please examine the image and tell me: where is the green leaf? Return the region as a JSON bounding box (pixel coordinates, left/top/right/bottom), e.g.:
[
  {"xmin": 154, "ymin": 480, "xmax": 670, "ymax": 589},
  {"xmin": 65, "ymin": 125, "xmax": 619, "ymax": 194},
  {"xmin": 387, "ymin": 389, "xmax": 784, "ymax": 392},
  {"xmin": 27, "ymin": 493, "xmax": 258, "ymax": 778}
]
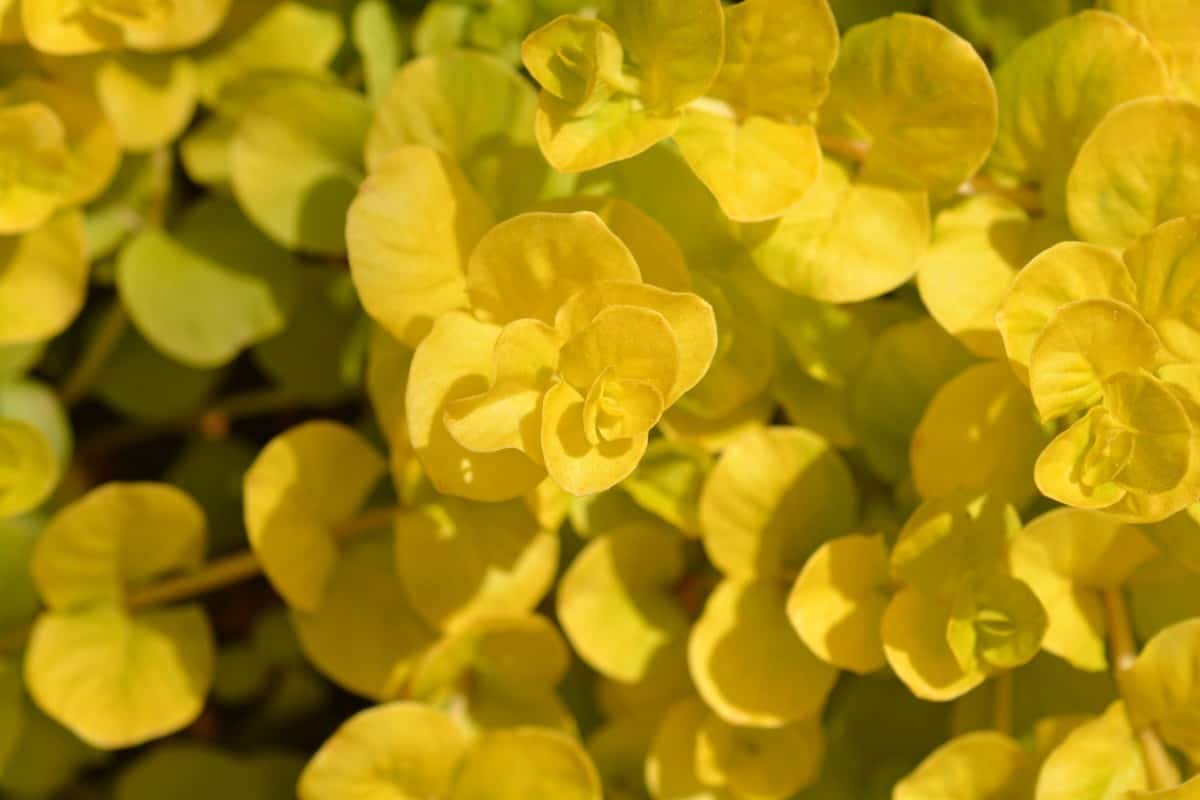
[
  {"xmin": 231, "ymin": 80, "xmax": 371, "ymax": 254},
  {"xmin": 988, "ymin": 10, "xmax": 1170, "ymax": 217},
  {"xmin": 117, "ymin": 198, "xmax": 301, "ymax": 368},
  {"xmin": 352, "ymin": 0, "xmax": 406, "ymax": 105}
]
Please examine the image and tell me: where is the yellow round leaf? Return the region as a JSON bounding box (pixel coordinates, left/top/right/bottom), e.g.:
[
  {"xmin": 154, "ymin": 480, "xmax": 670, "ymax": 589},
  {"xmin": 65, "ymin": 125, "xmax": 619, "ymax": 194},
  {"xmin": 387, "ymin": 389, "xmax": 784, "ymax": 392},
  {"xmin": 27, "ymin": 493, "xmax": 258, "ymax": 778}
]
[
  {"xmin": 997, "ymin": 240, "xmax": 1138, "ymax": 382},
  {"xmin": 750, "ymin": 156, "xmax": 930, "ymax": 303},
  {"xmin": 243, "ymin": 421, "xmax": 385, "ymax": 612},
  {"xmin": 695, "ymin": 712, "xmax": 824, "ymax": 798},
  {"xmin": 912, "ymin": 361, "xmax": 1049, "ymax": 509},
  {"xmin": 467, "ymin": 211, "xmax": 641, "ymax": 326},
  {"xmin": 406, "ymin": 311, "xmax": 547, "ymax": 501},
  {"xmin": 894, "ymin": 731, "xmax": 1031, "ymax": 800},
  {"xmin": 1068, "ymin": 98, "xmax": 1200, "ymax": 248},
  {"xmin": 820, "ymin": 13, "xmax": 997, "ymax": 196},
  {"xmin": 881, "ymin": 586, "xmax": 986, "ymax": 702},
  {"xmin": 1123, "ymin": 215, "xmax": 1200, "ymax": 362},
  {"xmin": 395, "ymin": 495, "xmax": 558, "ymax": 630},
  {"xmin": 1035, "ymin": 702, "xmax": 1149, "ymax": 800},
  {"xmin": 0, "ymin": 212, "xmax": 87, "ymax": 345},
  {"xmin": 787, "ymin": 533, "xmax": 891, "ymax": 674},
  {"xmin": 299, "ymin": 703, "xmax": 467, "ymax": 800},
  {"xmin": 988, "ymin": 10, "xmax": 1170, "ymax": 217},
  {"xmin": 94, "ymin": 53, "xmax": 197, "ymax": 152},
  {"xmin": 558, "ymin": 521, "xmax": 688, "ymax": 683},
  {"xmin": 292, "ymin": 530, "xmax": 437, "ymax": 700},
  {"xmin": 700, "ymin": 426, "xmax": 857, "ymax": 579},
  {"xmin": 348, "ymin": 145, "xmax": 493, "ymax": 348},
  {"xmin": 25, "ymin": 604, "xmax": 214, "ymax": 749},
  {"xmin": 450, "ymin": 728, "xmax": 602, "ymax": 800},
  {"xmin": 608, "ymin": 0, "xmax": 724, "ymax": 113},
  {"xmin": 1124, "ymin": 618, "xmax": 1200, "ymax": 762},
  {"xmin": 689, "ymin": 577, "xmax": 838, "ymax": 727},
  {"xmin": 1102, "ymin": 0, "xmax": 1200, "ymax": 102},
  {"xmin": 674, "ymin": 111, "xmax": 822, "ymax": 222}
]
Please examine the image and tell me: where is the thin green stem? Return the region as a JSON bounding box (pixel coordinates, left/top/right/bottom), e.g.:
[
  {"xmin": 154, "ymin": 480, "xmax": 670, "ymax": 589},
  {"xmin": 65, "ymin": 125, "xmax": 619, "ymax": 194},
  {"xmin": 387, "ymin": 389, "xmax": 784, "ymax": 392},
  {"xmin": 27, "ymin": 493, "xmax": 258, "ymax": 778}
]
[
  {"xmin": 59, "ymin": 302, "xmax": 126, "ymax": 408},
  {"xmin": 0, "ymin": 506, "xmax": 402, "ymax": 653},
  {"xmin": 1103, "ymin": 587, "xmax": 1179, "ymax": 791}
]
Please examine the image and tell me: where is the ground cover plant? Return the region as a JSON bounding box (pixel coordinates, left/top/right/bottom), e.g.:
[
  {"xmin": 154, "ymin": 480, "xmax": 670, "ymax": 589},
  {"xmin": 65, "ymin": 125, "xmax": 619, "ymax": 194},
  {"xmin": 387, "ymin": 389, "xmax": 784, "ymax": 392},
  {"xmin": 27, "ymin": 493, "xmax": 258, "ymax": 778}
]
[{"xmin": 2, "ymin": 0, "xmax": 1200, "ymax": 797}]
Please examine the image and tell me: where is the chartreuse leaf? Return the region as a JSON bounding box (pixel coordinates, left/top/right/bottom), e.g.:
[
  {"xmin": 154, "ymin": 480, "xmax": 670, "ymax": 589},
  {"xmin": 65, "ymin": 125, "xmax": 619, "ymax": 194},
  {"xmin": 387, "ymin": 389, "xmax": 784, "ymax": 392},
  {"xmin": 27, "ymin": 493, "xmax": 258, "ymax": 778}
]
[
  {"xmin": 407, "ymin": 311, "xmax": 547, "ymax": 501},
  {"xmin": 231, "ymin": 80, "xmax": 371, "ymax": 255},
  {"xmin": 0, "ymin": 102, "xmax": 70, "ymax": 235},
  {"xmin": 710, "ymin": 0, "xmax": 836, "ymax": 120},
  {"xmin": 347, "ymin": 145, "xmax": 493, "ymax": 348},
  {"xmin": 1102, "ymin": 0, "xmax": 1200, "ymax": 103},
  {"xmin": 558, "ymin": 521, "xmax": 688, "ymax": 683},
  {"xmin": 889, "ymin": 492, "xmax": 1021, "ymax": 601},
  {"xmin": 415, "ymin": 0, "xmax": 533, "ymax": 65},
  {"xmin": 522, "ymin": 14, "xmax": 626, "ymax": 118},
  {"xmin": 620, "ymin": 440, "xmax": 711, "ymax": 535},
  {"xmin": 689, "ymin": 577, "xmax": 838, "ymax": 727},
  {"xmin": 946, "ymin": 573, "xmax": 1047, "ymax": 673},
  {"xmin": 0, "ymin": 212, "xmax": 87, "ymax": 345},
  {"xmin": 118, "ymin": 198, "xmax": 300, "ymax": 368},
  {"xmin": 916, "ymin": 195, "xmax": 1037, "ymax": 358},
  {"xmin": 695, "ymin": 711, "xmax": 825, "ymax": 797},
  {"xmin": 452, "ymin": 728, "xmax": 603, "ymax": 800},
  {"xmin": 1011, "ymin": 508, "xmax": 1159, "ymax": 670},
  {"xmin": 645, "ymin": 698, "xmax": 736, "ymax": 800},
  {"xmin": 673, "ymin": 111, "xmax": 822, "ymax": 223},
  {"xmin": 1027, "ymin": 299, "xmax": 1170, "ymax": 422},
  {"xmin": 851, "ymin": 317, "xmax": 974, "ymax": 483},
  {"xmin": 0, "ymin": 514, "xmax": 40, "ymax": 630},
  {"xmin": 1123, "ymin": 216, "xmax": 1200, "ymax": 362},
  {"xmin": 610, "ymin": 0, "xmax": 724, "ymax": 114},
  {"xmin": 89, "ymin": 53, "xmax": 198, "ymax": 152},
  {"xmin": 997, "ymin": 241, "xmax": 1139, "ymax": 382},
  {"xmin": 1068, "ymin": 99, "xmax": 1200, "ymax": 248},
  {"xmin": 394, "ymin": 494, "xmax": 558, "ymax": 631},
  {"xmin": 1035, "ymin": 372, "xmax": 1196, "ymax": 519},
  {"xmin": 820, "ymin": 14, "xmax": 997, "ymax": 197},
  {"xmin": 0, "ymin": 379, "xmax": 69, "ymax": 519},
  {"xmin": 1123, "ymin": 618, "xmax": 1200, "ymax": 762},
  {"xmin": 881, "ymin": 586, "xmax": 988, "ymax": 702},
  {"xmin": 1035, "ymin": 702, "xmax": 1150, "ymax": 800},
  {"xmin": 1142, "ymin": 503, "xmax": 1200, "ymax": 574},
  {"xmin": 298, "ymin": 702, "xmax": 468, "ymax": 800},
  {"xmin": 191, "ymin": 0, "xmax": 343, "ymax": 106},
  {"xmin": 788, "ymin": 533, "xmax": 891, "ymax": 674},
  {"xmin": 25, "ymin": 483, "xmax": 215, "ymax": 748},
  {"xmin": 912, "ymin": 361, "xmax": 1049, "ymax": 509},
  {"xmin": 535, "ymin": 195, "xmax": 692, "ymax": 292},
  {"xmin": 243, "ymin": 421, "xmax": 385, "ymax": 612},
  {"xmin": 700, "ymin": 426, "xmax": 858, "ymax": 579},
  {"xmin": 748, "ymin": 155, "xmax": 930, "ymax": 303},
  {"xmin": 23, "ymin": 0, "xmax": 231, "ymax": 54},
  {"xmin": 894, "ymin": 731, "xmax": 1033, "ymax": 800},
  {"xmin": 292, "ymin": 529, "xmax": 437, "ymax": 700},
  {"xmin": 352, "ymin": 0, "xmax": 405, "ymax": 105},
  {"xmin": 85, "ymin": 150, "xmax": 172, "ymax": 260},
  {"xmin": 367, "ymin": 50, "xmax": 546, "ymax": 216},
  {"xmin": 672, "ymin": 0, "xmax": 837, "ymax": 221},
  {"xmin": 408, "ymin": 613, "xmax": 573, "ymax": 733},
  {"xmin": 987, "ymin": 10, "xmax": 1170, "ymax": 217},
  {"xmin": 3, "ymin": 77, "xmax": 119, "ymax": 208},
  {"xmin": 671, "ymin": 269, "xmax": 775, "ymax": 424},
  {"xmin": 467, "ymin": 211, "xmax": 640, "ymax": 325}
]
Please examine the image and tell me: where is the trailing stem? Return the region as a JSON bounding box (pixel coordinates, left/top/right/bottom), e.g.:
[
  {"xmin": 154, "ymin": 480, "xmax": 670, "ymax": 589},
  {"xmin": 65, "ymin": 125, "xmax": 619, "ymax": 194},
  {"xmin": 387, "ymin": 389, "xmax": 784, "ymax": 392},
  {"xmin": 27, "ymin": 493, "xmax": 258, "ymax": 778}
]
[
  {"xmin": 0, "ymin": 506, "xmax": 403, "ymax": 653},
  {"xmin": 1102, "ymin": 587, "xmax": 1179, "ymax": 791}
]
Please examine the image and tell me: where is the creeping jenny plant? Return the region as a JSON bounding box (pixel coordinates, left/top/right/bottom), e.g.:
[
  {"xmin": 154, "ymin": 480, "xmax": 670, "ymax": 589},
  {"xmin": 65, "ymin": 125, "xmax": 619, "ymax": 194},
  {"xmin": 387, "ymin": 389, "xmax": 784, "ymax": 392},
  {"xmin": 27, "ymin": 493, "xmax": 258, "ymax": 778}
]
[{"xmin": 3, "ymin": 1, "xmax": 1200, "ymax": 799}]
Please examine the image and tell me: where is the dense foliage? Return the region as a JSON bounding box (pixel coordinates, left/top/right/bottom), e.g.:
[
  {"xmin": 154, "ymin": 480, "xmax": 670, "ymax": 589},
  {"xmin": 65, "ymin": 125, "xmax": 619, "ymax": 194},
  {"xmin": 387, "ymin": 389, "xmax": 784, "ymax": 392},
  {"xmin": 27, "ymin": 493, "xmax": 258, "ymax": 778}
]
[{"xmin": 2, "ymin": 0, "xmax": 1200, "ymax": 797}]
